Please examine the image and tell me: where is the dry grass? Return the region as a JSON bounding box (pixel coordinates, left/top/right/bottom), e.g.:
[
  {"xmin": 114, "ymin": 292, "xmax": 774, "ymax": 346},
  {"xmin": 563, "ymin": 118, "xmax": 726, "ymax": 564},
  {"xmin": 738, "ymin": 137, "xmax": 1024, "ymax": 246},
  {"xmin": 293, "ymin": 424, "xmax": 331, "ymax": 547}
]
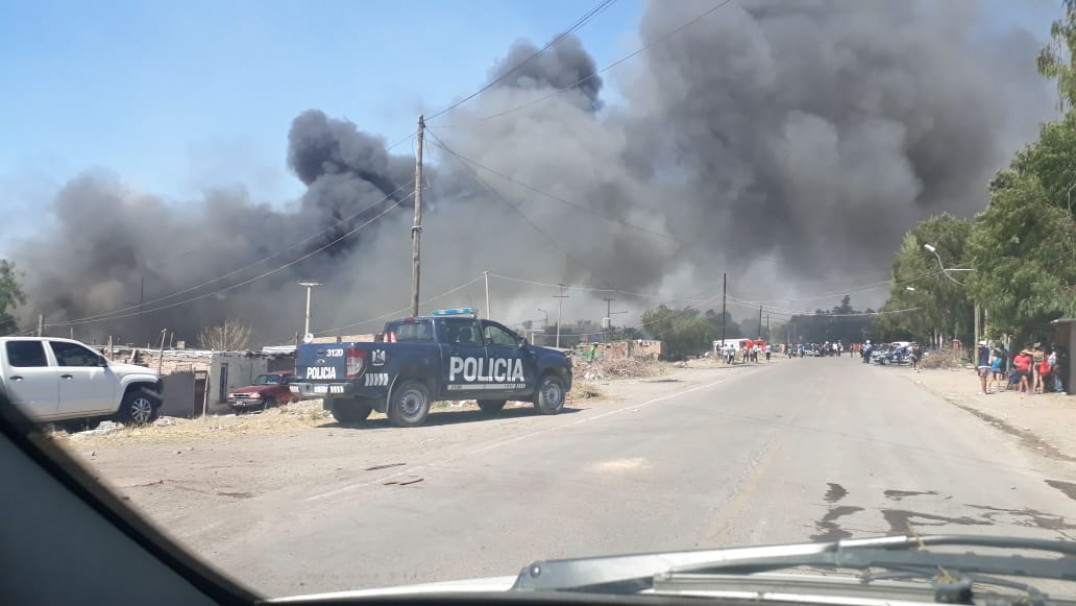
[
  {"xmin": 54, "ymin": 400, "xmax": 342, "ymax": 446},
  {"xmin": 569, "ymin": 380, "xmax": 603, "ymax": 400}
]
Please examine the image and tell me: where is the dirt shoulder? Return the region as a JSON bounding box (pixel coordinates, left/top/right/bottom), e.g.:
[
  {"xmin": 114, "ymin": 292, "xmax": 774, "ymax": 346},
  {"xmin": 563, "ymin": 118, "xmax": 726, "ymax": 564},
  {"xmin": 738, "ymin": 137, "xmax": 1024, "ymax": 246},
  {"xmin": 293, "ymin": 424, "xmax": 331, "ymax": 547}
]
[
  {"xmin": 898, "ymin": 366, "xmax": 1076, "ymax": 463},
  {"xmin": 50, "ymin": 360, "xmax": 759, "ymax": 528}
]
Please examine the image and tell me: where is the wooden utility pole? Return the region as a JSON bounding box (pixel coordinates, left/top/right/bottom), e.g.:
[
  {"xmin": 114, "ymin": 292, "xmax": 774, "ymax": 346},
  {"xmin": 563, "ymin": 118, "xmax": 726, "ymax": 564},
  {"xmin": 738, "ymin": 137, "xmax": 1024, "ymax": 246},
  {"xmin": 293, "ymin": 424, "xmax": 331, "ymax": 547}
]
[
  {"xmin": 766, "ymin": 314, "xmax": 770, "ymax": 341},
  {"xmin": 37, "ymin": 314, "xmax": 43, "ymax": 337},
  {"xmin": 410, "ymin": 115, "xmax": 425, "ymax": 317},
  {"xmin": 973, "ymin": 302, "xmax": 980, "ymax": 347},
  {"xmin": 554, "ymin": 284, "xmax": 569, "ymax": 349},
  {"xmin": 484, "ymin": 270, "xmax": 491, "ymax": 318},
  {"xmin": 157, "ymin": 329, "xmax": 168, "ymax": 375},
  {"xmin": 758, "ymin": 305, "xmax": 763, "ymax": 339},
  {"xmin": 720, "ymin": 273, "xmax": 727, "ymax": 347},
  {"xmin": 602, "ymin": 297, "xmax": 615, "ymax": 343}
]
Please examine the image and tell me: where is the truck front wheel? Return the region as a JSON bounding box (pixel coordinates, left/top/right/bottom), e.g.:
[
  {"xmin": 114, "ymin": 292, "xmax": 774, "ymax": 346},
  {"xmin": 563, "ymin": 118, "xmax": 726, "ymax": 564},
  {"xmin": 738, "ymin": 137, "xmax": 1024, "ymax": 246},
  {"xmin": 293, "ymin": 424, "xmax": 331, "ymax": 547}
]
[
  {"xmin": 331, "ymin": 398, "xmax": 373, "ymax": 424},
  {"xmin": 117, "ymin": 388, "xmax": 159, "ymax": 426},
  {"xmin": 534, "ymin": 374, "xmax": 566, "ymax": 415},
  {"xmin": 388, "ymin": 380, "xmax": 431, "ymax": 427}
]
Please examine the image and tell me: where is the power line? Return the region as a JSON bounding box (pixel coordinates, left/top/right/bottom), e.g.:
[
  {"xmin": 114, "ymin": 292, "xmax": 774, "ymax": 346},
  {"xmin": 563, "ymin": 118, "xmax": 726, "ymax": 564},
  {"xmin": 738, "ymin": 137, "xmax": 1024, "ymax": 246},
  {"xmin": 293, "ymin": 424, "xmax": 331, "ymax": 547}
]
[
  {"xmin": 439, "ymin": 0, "xmax": 735, "ymax": 127},
  {"xmin": 425, "ymin": 0, "xmax": 621, "ymax": 122},
  {"xmin": 734, "ymin": 269, "xmax": 944, "ymax": 303},
  {"xmin": 488, "ymin": 272, "xmax": 710, "ymax": 304},
  {"xmin": 425, "ymin": 131, "xmax": 610, "ymax": 283},
  {"xmin": 47, "ymin": 193, "xmax": 413, "ymax": 328},
  {"xmin": 312, "ymin": 275, "xmax": 486, "ymax": 336},
  {"xmin": 726, "ymin": 293, "xmax": 920, "ymax": 318},
  {"xmin": 424, "ymin": 134, "xmax": 684, "ymax": 244},
  {"xmin": 45, "ymin": 183, "xmax": 414, "ymax": 327}
]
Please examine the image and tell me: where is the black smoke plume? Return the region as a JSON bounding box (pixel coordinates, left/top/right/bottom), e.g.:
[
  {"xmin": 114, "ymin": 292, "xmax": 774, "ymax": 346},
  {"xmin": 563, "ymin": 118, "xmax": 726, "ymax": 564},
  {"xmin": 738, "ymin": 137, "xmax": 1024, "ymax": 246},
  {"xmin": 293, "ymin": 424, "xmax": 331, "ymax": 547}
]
[{"xmin": 11, "ymin": 1, "xmax": 1055, "ymax": 345}]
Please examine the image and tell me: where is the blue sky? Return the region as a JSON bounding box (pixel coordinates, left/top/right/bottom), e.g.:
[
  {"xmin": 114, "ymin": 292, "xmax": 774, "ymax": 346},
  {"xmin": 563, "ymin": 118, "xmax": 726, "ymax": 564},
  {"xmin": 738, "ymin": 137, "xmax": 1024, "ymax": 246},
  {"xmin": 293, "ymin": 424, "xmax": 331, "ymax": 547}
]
[
  {"xmin": 0, "ymin": 0, "xmax": 1062, "ymax": 230},
  {"xmin": 0, "ymin": 0, "xmax": 642, "ymax": 210}
]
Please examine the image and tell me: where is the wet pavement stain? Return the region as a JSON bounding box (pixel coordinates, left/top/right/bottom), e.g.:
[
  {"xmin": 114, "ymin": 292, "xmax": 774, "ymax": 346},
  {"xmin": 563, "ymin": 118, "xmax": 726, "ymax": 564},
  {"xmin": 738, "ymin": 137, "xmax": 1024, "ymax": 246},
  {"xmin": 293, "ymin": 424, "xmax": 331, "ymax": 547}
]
[
  {"xmin": 968, "ymin": 504, "xmax": 1076, "ymax": 531},
  {"xmin": 1045, "ymin": 479, "xmax": 1076, "ymax": 501},
  {"xmin": 881, "ymin": 509, "xmax": 991, "ymax": 534},
  {"xmin": 884, "ymin": 489, "xmax": 938, "ymax": 501},
  {"xmin": 824, "ymin": 482, "xmax": 848, "ymax": 503},
  {"xmin": 811, "ymin": 506, "xmax": 864, "ymax": 540}
]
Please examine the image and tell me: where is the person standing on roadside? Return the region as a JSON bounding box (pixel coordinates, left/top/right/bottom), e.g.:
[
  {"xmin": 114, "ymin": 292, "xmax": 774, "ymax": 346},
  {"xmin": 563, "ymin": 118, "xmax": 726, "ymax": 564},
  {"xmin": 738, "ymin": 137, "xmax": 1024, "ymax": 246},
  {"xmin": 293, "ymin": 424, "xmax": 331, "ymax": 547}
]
[
  {"xmin": 976, "ymin": 340, "xmax": 991, "ymax": 395},
  {"xmin": 909, "ymin": 342, "xmax": 921, "ymax": 372},
  {"xmin": 1031, "ymin": 343, "xmax": 1046, "ymax": 394},
  {"xmin": 1013, "ymin": 346, "xmax": 1033, "ymax": 394},
  {"xmin": 990, "ymin": 348, "xmax": 1003, "ymax": 392},
  {"xmin": 765, "ymin": 343, "xmax": 772, "ymax": 362}
]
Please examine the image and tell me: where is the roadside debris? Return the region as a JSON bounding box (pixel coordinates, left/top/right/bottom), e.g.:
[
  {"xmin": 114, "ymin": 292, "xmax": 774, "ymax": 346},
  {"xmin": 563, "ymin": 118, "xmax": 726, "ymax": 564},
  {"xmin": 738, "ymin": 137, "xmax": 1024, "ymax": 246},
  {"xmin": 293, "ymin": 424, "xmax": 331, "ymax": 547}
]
[
  {"xmin": 573, "ymin": 358, "xmax": 658, "ymax": 380},
  {"xmin": 918, "ymin": 348, "xmax": 963, "ymax": 369}
]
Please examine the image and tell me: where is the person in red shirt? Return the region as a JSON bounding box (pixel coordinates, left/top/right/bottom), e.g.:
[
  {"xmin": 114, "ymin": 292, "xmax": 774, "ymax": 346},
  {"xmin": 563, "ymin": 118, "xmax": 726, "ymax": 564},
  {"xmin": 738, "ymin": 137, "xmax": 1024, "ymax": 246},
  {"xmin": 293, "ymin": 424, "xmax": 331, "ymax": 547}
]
[{"xmin": 1013, "ymin": 347, "xmax": 1033, "ymax": 394}]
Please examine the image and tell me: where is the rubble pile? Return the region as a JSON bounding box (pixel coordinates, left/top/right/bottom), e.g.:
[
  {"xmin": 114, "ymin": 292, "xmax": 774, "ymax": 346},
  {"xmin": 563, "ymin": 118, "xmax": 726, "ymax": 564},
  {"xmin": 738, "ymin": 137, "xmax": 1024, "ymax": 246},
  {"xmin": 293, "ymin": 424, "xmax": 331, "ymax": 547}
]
[
  {"xmin": 575, "ymin": 357, "xmax": 657, "ymax": 381},
  {"xmin": 918, "ymin": 348, "xmax": 964, "ymax": 369}
]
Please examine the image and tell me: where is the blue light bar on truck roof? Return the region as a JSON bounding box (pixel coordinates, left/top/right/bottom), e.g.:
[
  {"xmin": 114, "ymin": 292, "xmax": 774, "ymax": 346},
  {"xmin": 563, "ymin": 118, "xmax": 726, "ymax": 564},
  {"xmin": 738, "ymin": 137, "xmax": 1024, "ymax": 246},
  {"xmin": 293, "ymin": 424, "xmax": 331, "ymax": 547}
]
[{"xmin": 431, "ymin": 307, "xmax": 477, "ymax": 316}]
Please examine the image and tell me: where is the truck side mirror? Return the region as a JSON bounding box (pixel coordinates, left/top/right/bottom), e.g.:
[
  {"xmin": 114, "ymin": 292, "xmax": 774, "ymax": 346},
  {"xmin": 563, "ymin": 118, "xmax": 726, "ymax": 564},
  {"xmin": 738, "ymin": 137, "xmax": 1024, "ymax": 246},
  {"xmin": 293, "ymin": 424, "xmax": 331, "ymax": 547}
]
[
  {"xmin": 97, "ymin": 356, "xmax": 109, "ymax": 367},
  {"xmin": 518, "ymin": 338, "xmax": 528, "ymax": 349}
]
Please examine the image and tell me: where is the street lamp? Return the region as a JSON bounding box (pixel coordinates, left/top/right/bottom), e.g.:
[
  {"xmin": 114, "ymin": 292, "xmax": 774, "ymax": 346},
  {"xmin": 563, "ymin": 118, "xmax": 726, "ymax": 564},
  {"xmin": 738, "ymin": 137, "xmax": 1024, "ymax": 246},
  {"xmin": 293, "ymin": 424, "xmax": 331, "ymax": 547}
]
[
  {"xmin": 922, "ymin": 243, "xmax": 974, "ymax": 284},
  {"xmin": 922, "ymin": 242, "xmax": 980, "ymax": 348},
  {"xmin": 298, "ymin": 281, "xmax": 322, "ymax": 342}
]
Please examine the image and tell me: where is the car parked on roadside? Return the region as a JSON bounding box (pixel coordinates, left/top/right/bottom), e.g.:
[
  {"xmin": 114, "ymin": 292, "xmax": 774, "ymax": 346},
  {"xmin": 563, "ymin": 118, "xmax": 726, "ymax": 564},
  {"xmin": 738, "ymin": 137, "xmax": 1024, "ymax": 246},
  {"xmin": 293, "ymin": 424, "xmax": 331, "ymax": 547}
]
[
  {"xmin": 227, "ymin": 371, "xmax": 299, "ymax": 412},
  {"xmin": 0, "ymin": 337, "xmax": 163, "ymax": 433}
]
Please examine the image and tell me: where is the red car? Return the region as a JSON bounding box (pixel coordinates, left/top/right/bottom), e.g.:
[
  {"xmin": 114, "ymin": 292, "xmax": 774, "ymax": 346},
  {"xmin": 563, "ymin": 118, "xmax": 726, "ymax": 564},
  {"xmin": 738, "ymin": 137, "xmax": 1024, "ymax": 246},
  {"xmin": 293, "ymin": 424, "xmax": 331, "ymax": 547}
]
[{"xmin": 227, "ymin": 371, "xmax": 299, "ymax": 412}]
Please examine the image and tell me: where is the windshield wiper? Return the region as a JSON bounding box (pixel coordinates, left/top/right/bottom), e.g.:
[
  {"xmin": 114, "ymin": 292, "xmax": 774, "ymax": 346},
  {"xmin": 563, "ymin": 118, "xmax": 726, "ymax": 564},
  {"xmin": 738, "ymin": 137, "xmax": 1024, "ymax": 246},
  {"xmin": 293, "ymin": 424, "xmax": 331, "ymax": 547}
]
[{"xmin": 512, "ymin": 534, "xmax": 1076, "ymax": 603}]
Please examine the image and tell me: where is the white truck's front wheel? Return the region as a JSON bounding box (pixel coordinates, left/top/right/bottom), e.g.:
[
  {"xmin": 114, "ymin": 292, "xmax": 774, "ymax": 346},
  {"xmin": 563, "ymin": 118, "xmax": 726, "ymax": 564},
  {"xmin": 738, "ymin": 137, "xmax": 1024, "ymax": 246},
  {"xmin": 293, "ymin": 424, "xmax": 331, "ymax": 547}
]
[{"xmin": 118, "ymin": 388, "xmax": 159, "ymax": 426}]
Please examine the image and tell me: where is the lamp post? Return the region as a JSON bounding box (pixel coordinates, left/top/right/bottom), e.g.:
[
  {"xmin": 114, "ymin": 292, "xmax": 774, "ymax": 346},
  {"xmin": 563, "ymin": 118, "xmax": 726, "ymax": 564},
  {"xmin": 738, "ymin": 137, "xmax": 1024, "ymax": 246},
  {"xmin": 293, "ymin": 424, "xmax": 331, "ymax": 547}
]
[
  {"xmin": 298, "ymin": 281, "xmax": 322, "ymax": 341},
  {"xmin": 923, "ymin": 243, "xmax": 979, "ymax": 350}
]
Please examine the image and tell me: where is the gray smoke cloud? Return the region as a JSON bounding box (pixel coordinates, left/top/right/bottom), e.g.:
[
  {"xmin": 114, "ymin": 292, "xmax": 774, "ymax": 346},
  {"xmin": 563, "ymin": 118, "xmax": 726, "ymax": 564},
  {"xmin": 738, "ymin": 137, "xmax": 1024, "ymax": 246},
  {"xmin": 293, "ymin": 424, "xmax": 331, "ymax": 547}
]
[
  {"xmin": 9, "ymin": 0, "xmax": 1056, "ymax": 345},
  {"xmin": 488, "ymin": 34, "xmax": 604, "ymax": 111}
]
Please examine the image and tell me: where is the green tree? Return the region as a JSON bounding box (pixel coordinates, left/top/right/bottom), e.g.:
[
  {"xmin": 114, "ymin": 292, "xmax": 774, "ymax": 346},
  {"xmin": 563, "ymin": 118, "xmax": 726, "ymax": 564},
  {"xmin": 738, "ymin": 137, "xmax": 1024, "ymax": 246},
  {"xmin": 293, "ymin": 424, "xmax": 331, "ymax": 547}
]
[
  {"xmin": 640, "ymin": 305, "xmax": 716, "ymax": 360},
  {"xmin": 0, "ymin": 260, "xmax": 25, "ymax": 335},
  {"xmin": 966, "ymin": 168, "xmax": 1076, "ymax": 342},
  {"xmin": 879, "ymin": 214, "xmax": 974, "ymax": 344},
  {"xmin": 1038, "ymin": 0, "xmax": 1076, "ymax": 112},
  {"xmin": 785, "ymin": 300, "xmax": 878, "ymax": 345}
]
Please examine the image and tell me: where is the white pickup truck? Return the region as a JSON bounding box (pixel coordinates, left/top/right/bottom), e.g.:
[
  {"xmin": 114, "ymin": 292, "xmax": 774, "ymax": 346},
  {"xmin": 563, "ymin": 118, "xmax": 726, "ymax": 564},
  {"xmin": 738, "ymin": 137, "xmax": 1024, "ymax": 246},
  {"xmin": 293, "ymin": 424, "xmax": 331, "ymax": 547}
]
[{"xmin": 0, "ymin": 337, "xmax": 164, "ymax": 432}]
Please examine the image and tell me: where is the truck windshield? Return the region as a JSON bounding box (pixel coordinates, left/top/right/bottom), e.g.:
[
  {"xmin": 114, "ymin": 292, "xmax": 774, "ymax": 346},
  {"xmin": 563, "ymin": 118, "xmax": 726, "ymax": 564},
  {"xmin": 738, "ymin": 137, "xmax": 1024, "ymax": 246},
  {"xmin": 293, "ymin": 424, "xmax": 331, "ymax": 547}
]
[
  {"xmin": 254, "ymin": 374, "xmax": 281, "ymax": 385},
  {"xmin": 384, "ymin": 320, "xmax": 434, "ymax": 342}
]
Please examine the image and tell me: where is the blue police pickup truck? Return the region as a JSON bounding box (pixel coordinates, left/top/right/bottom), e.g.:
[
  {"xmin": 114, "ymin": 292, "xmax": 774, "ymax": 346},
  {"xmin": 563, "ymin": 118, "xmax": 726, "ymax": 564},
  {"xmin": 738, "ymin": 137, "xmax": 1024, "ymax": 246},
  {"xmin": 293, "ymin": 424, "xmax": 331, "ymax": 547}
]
[{"xmin": 289, "ymin": 308, "xmax": 573, "ymax": 427}]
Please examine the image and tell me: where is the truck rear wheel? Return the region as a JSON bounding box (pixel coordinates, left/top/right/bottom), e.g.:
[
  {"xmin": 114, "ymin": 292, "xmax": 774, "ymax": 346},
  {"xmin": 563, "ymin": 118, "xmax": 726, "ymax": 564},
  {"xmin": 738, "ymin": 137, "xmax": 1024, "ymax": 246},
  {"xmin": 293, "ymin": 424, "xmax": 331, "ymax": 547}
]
[
  {"xmin": 331, "ymin": 398, "xmax": 373, "ymax": 424},
  {"xmin": 387, "ymin": 380, "xmax": 431, "ymax": 427},
  {"xmin": 534, "ymin": 374, "xmax": 566, "ymax": 415},
  {"xmin": 477, "ymin": 400, "xmax": 506, "ymax": 414}
]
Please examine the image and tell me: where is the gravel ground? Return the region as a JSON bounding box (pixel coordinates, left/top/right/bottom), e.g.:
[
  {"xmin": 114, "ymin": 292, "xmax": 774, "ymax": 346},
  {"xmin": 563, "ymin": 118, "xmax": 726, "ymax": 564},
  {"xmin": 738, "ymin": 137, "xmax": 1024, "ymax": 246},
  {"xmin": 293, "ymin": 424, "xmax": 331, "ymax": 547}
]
[{"xmin": 894, "ymin": 365, "xmax": 1076, "ymax": 462}]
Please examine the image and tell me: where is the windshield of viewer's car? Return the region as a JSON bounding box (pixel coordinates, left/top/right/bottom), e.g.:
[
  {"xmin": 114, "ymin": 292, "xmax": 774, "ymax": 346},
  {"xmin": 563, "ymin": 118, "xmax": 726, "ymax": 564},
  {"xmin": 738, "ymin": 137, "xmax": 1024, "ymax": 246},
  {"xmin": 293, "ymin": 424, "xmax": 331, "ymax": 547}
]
[{"xmin": 5, "ymin": 0, "xmax": 1076, "ymax": 601}]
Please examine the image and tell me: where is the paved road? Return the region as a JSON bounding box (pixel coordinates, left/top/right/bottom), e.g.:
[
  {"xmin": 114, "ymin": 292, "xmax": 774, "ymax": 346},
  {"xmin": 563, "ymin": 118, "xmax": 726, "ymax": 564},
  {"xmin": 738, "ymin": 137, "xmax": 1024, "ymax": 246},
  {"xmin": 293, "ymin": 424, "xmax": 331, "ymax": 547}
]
[{"xmin": 145, "ymin": 358, "xmax": 1076, "ymax": 597}]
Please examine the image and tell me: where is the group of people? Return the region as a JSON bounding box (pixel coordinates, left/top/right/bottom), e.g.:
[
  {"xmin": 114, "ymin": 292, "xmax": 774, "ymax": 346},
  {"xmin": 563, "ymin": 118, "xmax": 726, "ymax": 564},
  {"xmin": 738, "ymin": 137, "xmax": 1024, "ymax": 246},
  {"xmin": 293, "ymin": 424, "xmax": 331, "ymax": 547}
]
[
  {"xmin": 975, "ymin": 341, "xmax": 1066, "ymax": 395},
  {"xmin": 720, "ymin": 341, "xmax": 774, "ymax": 364}
]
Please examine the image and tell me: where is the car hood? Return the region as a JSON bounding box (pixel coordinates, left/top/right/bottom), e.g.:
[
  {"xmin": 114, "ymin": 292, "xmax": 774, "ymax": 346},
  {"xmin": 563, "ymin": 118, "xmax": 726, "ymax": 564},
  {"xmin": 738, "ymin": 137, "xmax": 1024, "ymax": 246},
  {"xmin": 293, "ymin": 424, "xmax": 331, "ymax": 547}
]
[
  {"xmin": 530, "ymin": 345, "xmax": 571, "ymax": 358},
  {"xmin": 269, "ymin": 575, "xmax": 517, "ymax": 603},
  {"xmin": 231, "ymin": 385, "xmax": 273, "ymax": 394},
  {"xmin": 108, "ymin": 363, "xmax": 159, "ymax": 378}
]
